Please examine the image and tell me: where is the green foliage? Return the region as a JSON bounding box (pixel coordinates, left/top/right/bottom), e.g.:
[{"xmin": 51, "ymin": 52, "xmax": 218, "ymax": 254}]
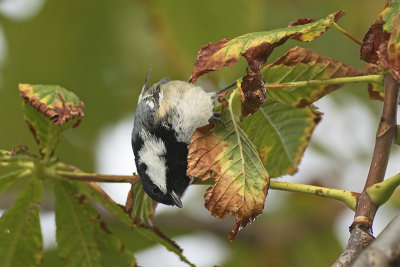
[
  {"xmin": 0, "ymin": 169, "xmax": 29, "ymax": 195},
  {"xmin": 1, "ymin": 1, "xmax": 400, "ymax": 266},
  {"xmin": 0, "ymin": 178, "xmax": 43, "ymax": 267},
  {"xmin": 241, "ymin": 100, "xmax": 321, "ymax": 178},
  {"xmin": 72, "ymin": 180, "xmax": 195, "ymax": 266},
  {"xmin": 53, "ymin": 179, "xmax": 135, "ymax": 267}
]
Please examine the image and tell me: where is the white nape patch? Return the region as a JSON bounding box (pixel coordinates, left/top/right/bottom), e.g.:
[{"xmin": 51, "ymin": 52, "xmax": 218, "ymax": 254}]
[
  {"xmin": 138, "ymin": 134, "xmax": 168, "ymax": 193},
  {"xmin": 161, "ymin": 81, "xmax": 213, "ymax": 143}
]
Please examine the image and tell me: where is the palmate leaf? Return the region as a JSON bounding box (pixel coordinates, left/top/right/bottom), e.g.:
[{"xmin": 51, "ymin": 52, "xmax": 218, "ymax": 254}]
[
  {"xmin": 19, "ymin": 84, "xmax": 84, "ymax": 157},
  {"xmin": 0, "ymin": 177, "xmax": 43, "ymax": 267},
  {"xmin": 53, "ymin": 179, "xmax": 136, "ymax": 267},
  {"xmin": 262, "ymin": 46, "xmax": 364, "ymax": 107},
  {"xmin": 187, "ymin": 90, "xmax": 269, "ymax": 241},
  {"xmin": 72, "ymin": 180, "xmax": 195, "ymax": 267},
  {"xmin": 240, "ymin": 99, "xmax": 321, "ymax": 178},
  {"xmin": 189, "ymin": 11, "xmax": 344, "ymax": 82}
]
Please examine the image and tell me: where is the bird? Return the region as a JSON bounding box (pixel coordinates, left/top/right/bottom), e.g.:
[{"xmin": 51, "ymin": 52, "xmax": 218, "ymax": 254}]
[{"xmin": 131, "ymin": 71, "xmax": 235, "ymax": 207}]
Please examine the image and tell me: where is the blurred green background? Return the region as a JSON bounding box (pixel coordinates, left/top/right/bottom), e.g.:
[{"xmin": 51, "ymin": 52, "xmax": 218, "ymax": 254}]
[{"xmin": 0, "ymin": 0, "xmax": 397, "ymax": 266}]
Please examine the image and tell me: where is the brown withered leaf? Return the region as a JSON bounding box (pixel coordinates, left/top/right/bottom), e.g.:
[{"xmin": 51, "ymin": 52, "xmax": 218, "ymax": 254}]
[
  {"xmin": 239, "ymin": 70, "xmax": 266, "ymax": 116},
  {"xmin": 360, "ymin": 18, "xmax": 390, "ymax": 68},
  {"xmin": 187, "ymin": 90, "xmax": 269, "ymax": 241},
  {"xmin": 288, "ymin": 18, "xmax": 316, "ymax": 27},
  {"xmin": 189, "ymin": 11, "xmax": 344, "ymax": 82}
]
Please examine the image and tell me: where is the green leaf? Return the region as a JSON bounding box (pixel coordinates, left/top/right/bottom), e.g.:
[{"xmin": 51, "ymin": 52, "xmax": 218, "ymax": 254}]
[
  {"xmin": 187, "ymin": 89, "xmax": 269, "ymax": 241},
  {"xmin": 189, "ymin": 11, "xmax": 344, "ymax": 82},
  {"xmin": 94, "ymin": 222, "xmax": 136, "ymax": 267},
  {"xmin": 19, "ymin": 84, "xmax": 84, "ymax": 157},
  {"xmin": 0, "ymin": 169, "xmax": 30, "ymax": 195},
  {"xmin": 53, "ymin": 179, "xmax": 102, "ymax": 266},
  {"xmin": 0, "ymin": 177, "xmax": 43, "ymax": 267},
  {"xmin": 240, "ymin": 99, "xmax": 321, "ymax": 178},
  {"xmin": 127, "ymin": 181, "xmax": 156, "ymax": 226},
  {"xmin": 261, "ymin": 46, "xmax": 364, "ymax": 107},
  {"xmin": 53, "ymin": 179, "xmax": 136, "ymax": 267},
  {"xmin": 71, "ymin": 180, "xmax": 195, "ymax": 267}
]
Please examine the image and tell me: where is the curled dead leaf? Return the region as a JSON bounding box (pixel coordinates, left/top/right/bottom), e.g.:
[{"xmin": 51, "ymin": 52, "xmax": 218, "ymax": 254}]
[{"xmin": 239, "ymin": 70, "xmax": 266, "ymax": 116}]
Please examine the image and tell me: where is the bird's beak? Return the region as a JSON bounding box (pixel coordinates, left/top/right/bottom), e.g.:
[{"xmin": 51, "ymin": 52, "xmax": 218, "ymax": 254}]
[{"xmin": 169, "ymin": 190, "xmax": 183, "ymax": 208}]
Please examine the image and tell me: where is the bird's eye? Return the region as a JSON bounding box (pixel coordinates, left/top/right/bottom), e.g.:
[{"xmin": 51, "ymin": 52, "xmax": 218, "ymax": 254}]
[{"xmin": 152, "ymin": 187, "xmax": 161, "ymax": 194}]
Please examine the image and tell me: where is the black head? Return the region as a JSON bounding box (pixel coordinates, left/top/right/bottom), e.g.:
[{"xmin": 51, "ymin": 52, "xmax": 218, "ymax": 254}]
[{"xmin": 138, "ymin": 167, "xmax": 184, "ymax": 208}]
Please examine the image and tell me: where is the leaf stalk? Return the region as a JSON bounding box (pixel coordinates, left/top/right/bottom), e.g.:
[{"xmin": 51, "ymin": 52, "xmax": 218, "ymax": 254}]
[
  {"xmin": 269, "ymin": 180, "xmax": 358, "ymax": 210},
  {"xmin": 331, "ymin": 22, "xmax": 363, "ymax": 45},
  {"xmin": 264, "ymin": 75, "xmax": 383, "ymax": 90}
]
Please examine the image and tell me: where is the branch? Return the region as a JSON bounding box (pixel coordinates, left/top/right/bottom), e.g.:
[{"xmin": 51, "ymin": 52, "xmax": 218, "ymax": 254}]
[
  {"xmin": 264, "ymin": 75, "xmax": 383, "ymax": 90},
  {"xmin": 333, "ymin": 74, "xmax": 399, "ymax": 266},
  {"xmin": 355, "ymin": 74, "xmax": 399, "ymax": 228},
  {"xmin": 352, "ymin": 214, "xmax": 400, "ymax": 266}
]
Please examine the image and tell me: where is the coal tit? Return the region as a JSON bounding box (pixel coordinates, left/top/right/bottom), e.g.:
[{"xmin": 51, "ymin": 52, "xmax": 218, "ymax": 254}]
[{"xmin": 131, "ymin": 71, "xmax": 218, "ymax": 208}]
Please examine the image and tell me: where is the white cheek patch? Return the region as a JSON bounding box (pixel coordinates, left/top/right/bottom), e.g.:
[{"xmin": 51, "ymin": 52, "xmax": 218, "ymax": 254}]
[{"xmin": 138, "ymin": 136, "xmax": 168, "ymax": 194}]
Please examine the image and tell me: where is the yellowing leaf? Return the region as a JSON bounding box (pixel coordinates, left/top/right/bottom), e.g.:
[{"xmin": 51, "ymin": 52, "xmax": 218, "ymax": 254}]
[
  {"xmin": 19, "ymin": 84, "xmax": 84, "ymax": 126},
  {"xmin": 189, "ymin": 11, "xmax": 344, "ymax": 82},
  {"xmin": 19, "ymin": 84, "xmax": 85, "ymax": 157},
  {"xmin": 388, "ymin": 13, "xmax": 400, "ymax": 81},
  {"xmin": 187, "ymin": 90, "xmax": 269, "ymax": 241},
  {"xmin": 262, "ymin": 47, "xmax": 364, "ymax": 107}
]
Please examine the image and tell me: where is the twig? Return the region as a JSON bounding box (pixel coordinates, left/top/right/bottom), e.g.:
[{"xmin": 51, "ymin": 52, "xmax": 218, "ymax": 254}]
[
  {"xmin": 333, "ymin": 74, "xmax": 399, "ymax": 266},
  {"xmin": 264, "ymin": 75, "xmax": 382, "ymax": 90},
  {"xmin": 352, "ymin": 213, "xmax": 400, "ymax": 266},
  {"xmin": 55, "ymin": 170, "xmax": 139, "ymax": 183},
  {"xmin": 331, "ymin": 22, "xmax": 363, "ymax": 46},
  {"xmin": 54, "ymin": 169, "xmax": 359, "ymax": 209}
]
